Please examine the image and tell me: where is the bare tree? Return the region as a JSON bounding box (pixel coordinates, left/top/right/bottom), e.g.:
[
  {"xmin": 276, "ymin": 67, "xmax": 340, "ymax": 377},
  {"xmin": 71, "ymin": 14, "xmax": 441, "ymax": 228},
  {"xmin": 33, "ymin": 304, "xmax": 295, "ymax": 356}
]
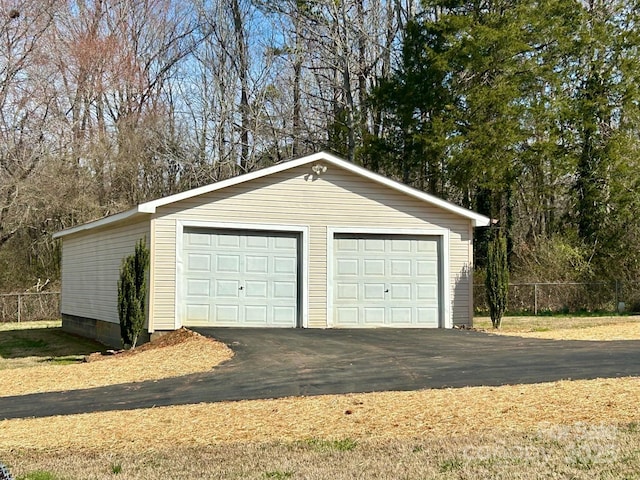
[{"xmin": 0, "ymin": 0, "xmax": 57, "ymax": 247}]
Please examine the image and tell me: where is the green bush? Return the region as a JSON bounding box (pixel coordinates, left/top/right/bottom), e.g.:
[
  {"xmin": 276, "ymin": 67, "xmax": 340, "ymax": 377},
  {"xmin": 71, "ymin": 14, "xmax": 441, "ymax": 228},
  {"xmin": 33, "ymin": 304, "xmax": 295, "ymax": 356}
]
[
  {"xmin": 485, "ymin": 230, "xmax": 509, "ymax": 329},
  {"xmin": 118, "ymin": 238, "xmax": 149, "ymax": 349}
]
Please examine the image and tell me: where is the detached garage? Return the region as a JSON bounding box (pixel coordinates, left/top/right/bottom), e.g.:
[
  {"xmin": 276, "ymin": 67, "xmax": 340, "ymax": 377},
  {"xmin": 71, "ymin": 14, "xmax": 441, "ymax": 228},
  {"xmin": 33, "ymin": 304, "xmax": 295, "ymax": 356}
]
[{"xmin": 53, "ymin": 152, "xmax": 490, "ymax": 347}]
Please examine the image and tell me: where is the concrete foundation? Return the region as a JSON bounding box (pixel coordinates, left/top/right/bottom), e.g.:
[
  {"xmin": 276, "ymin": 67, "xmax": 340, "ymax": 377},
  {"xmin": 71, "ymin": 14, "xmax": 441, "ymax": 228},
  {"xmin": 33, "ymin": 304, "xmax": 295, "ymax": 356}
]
[{"xmin": 61, "ymin": 313, "xmax": 151, "ymax": 348}]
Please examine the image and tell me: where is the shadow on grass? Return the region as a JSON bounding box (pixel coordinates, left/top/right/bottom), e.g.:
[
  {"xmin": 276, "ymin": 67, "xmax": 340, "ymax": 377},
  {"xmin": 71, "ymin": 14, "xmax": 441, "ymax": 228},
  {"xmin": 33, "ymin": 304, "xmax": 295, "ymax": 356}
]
[{"xmin": 0, "ymin": 327, "xmax": 106, "ymax": 361}]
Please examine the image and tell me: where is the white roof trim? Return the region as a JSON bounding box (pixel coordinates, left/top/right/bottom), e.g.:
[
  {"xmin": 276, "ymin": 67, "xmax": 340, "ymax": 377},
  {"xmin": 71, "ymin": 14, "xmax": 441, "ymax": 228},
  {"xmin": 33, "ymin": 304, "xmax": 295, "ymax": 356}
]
[
  {"xmin": 54, "ymin": 151, "xmax": 490, "ymax": 238},
  {"xmin": 52, "ymin": 207, "xmax": 146, "ymax": 239}
]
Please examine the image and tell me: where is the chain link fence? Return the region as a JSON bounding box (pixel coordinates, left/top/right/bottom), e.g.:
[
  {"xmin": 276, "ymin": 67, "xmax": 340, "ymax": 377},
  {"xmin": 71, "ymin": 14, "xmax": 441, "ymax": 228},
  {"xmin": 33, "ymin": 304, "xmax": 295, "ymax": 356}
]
[
  {"xmin": 0, "ymin": 292, "xmax": 60, "ymax": 322},
  {"xmin": 2, "ymin": 285, "xmax": 639, "ymax": 321},
  {"xmin": 474, "ymin": 282, "xmax": 640, "ymax": 315}
]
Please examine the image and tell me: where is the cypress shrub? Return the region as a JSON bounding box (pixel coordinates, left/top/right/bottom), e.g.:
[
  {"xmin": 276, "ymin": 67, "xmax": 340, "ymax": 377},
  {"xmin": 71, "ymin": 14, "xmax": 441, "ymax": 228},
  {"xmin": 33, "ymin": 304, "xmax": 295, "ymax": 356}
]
[
  {"xmin": 485, "ymin": 229, "xmax": 509, "ymax": 329},
  {"xmin": 118, "ymin": 238, "xmax": 149, "ymax": 349}
]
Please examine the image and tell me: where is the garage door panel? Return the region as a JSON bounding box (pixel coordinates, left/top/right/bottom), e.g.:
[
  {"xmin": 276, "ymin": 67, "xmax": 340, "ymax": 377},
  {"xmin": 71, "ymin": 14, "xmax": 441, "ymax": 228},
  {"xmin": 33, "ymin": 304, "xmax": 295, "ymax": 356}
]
[
  {"xmin": 336, "ymin": 258, "xmax": 358, "ymax": 276},
  {"xmin": 273, "ymin": 281, "xmax": 296, "ymax": 299},
  {"xmin": 186, "ymin": 232, "xmax": 211, "ymax": 246},
  {"xmin": 216, "ymin": 279, "xmax": 240, "ymax": 297},
  {"xmin": 363, "ymin": 307, "xmax": 384, "ymax": 323},
  {"xmin": 186, "ymin": 304, "xmax": 209, "ymax": 322},
  {"xmin": 215, "ymin": 304, "xmax": 240, "ymax": 323},
  {"xmin": 364, "ymin": 259, "xmax": 385, "ymax": 275},
  {"xmin": 417, "ymin": 259, "xmax": 437, "ymax": 276},
  {"xmin": 273, "ymin": 306, "xmax": 296, "ymax": 325},
  {"xmin": 186, "ymin": 279, "xmax": 210, "ymax": 296},
  {"xmin": 245, "ymin": 305, "xmax": 267, "ymax": 323},
  {"xmin": 274, "ymin": 256, "xmax": 297, "ymax": 274},
  {"xmin": 417, "ymin": 307, "xmax": 438, "ymax": 326},
  {"xmin": 246, "ymin": 255, "xmax": 268, "ymax": 273},
  {"xmin": 216, "ymin": 254, "xmax": 241, "ymax": 273},
  {"xmin": 389, "ymin": 307, "xmax": 411, "ymax": 324},
  {"xmin": 246, "ymin": 235, "xmax": 268, "ymax": 249},
  {"xmin": 417, "ymin": 284, "xmax": 438, "ymax": 301},
  {"xmin": 336, "ymin": 283, "xmax": 358, "ymax": 300},
  {"xmin": 334, "ymin": 234, "xmax": 440, "ymax": 328},
  {"xmin": 364, "ymin": 238, "xmax": 385, "ymax": 252},
  {"xmin": 417, "ymin": 241, "xmax": 437, "ymax": 253},
  {"xmin": 391, "ymin": 259, "xmax": 411, "ymax": 276},
  {"xmin": 336, "ymin": 238, "xmax": 358, "ymax": 251},
  {"xmin": 182, "ymin": 229, "xmax": 299, "ymax": 327},
  {"xmin": 274, "ymin": 236, "xmax": 297, "ymax": 250},
  {"xmin": 187, "ymin": 253, "xmax": 210, "ymax": 271},
  {"xmin": 216, "ymin": 235, "xmax": 240, "ymax": 248},
  {"xmin": 390, "ymin": 239, "xmax": 411, "ymax": 252},
  {"xmin": 336, "ymin": 307, "xmax": 359, "ymax": 325},
  {"xmin": 245, "ymin": 280, "xmax": 267, "ymax": 298},
  {"xmin": 390, "ymin": 284, "xmax": 411, "ymax": 300},
  {"xmin": 364, "ymin": 283, "xmax": 385, "ymax": 299}
]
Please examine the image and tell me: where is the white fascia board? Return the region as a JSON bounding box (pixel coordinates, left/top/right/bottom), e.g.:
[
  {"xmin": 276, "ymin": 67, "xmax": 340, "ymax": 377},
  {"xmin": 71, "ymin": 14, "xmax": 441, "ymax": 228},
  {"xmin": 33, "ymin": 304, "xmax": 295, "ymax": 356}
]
[
  {"xmin": 138, "ymin": 152, "xmax": 333, "ymax": 212},
  {"xmin": 52, "ymin": 207, "xmax": 148, "ymax": 239},
  {"xmin": 140, "ymin": 150, "xmax": 489, "ymax": 226}
]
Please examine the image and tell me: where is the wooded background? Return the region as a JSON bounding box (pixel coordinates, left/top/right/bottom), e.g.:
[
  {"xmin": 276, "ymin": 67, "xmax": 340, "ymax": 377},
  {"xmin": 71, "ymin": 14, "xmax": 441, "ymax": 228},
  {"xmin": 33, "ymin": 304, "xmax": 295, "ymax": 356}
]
[{"xmin": 1, "ymin": 0, "xmax": 639, "ymax": 293}]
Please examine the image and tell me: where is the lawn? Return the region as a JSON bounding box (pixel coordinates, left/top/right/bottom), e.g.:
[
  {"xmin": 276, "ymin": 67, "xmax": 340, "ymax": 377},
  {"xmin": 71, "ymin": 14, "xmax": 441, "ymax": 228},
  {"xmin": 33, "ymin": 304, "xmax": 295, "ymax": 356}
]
[
  {"xmin": 1, "ymin": 318, "xmax": 639, "ymax": 479},
  {"xmin": 0, "ymin": 321, "xmax": 104, "ymax": 370},
  {"xmin": 473, "ymin": 314, "xmax": 636, "ymax": 332}
]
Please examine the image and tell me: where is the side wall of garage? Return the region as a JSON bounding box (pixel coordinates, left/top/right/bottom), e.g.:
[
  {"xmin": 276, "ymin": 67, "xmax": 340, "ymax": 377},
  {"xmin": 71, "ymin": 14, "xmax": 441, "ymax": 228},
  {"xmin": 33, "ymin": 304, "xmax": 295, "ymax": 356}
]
[
  {"xmin": 150, "ymin": 163, "xmax": 474, "ymax": 330},
  {"xmin": 60, "ymin": 218, "xmax": 150, "ymax": 346}
]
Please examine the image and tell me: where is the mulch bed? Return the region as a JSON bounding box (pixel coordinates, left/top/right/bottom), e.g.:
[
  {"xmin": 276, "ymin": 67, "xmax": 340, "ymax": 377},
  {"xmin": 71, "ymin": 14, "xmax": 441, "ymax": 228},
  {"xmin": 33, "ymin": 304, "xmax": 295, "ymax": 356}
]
[{"xmin": 84, "ymin": 327, "xmax": 205, "ymax": 362}]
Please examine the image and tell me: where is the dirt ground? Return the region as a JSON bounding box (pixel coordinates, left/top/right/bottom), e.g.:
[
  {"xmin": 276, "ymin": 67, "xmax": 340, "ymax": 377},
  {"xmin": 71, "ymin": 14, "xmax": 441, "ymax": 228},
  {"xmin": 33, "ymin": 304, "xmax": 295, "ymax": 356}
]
[{"xmin": 0, "ymin": 321, "xmax": 639, "ymax": 453}]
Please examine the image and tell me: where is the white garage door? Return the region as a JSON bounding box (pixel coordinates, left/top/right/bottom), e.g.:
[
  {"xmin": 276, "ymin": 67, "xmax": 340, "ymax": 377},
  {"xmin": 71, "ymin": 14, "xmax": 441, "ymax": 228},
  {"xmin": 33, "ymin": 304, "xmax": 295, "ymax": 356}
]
[
  {"xmin": 181, "ymin": 229, "xmax": 299, "ymax": 327},
  {"xmin": 333, "ymin": 234, "xmax": 440, "ymax": 327}
]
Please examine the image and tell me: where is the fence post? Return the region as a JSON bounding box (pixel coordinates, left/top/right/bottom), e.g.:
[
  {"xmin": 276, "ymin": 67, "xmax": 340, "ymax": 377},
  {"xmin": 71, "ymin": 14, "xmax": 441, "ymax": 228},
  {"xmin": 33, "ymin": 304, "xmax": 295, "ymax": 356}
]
[
  {"xmin": 17, "ymin": 294, "xmax": 21, "ymax": 322},
  {"xmin": 534, "ymin": 283, "xmax": 538, "ymax": 316}
]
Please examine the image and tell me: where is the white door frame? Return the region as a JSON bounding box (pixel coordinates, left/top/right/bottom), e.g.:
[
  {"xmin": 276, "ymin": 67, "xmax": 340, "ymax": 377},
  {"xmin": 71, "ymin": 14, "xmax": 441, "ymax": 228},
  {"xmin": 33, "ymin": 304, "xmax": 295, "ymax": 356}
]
[
  {"xmin": 175, "ymin": 220, "xmax": 309, "ymax": 328},
  {"xmin": 326, "ymin": 227, "xmax": 451, "ymax": 328}
]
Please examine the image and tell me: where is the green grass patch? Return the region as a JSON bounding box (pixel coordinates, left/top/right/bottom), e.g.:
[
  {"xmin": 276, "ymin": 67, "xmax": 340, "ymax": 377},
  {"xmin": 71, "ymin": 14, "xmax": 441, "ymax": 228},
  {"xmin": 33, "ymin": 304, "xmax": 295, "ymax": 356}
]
[
  {"xmin": 302, "ymin": 438, "xmax": 358, "ymax": 452},
  {"xmin": 17, "ymin": 471, "xmax": 62, "ymax": 480},
  {"xmin": 531, "ymin": 327, "xmax": 551, "ymax": 332},
  {"xmin": 41, "ymin": 355, "xmax": 85, "ymax": 365},
  {"xmin": 263, "ymin": 471, "xmax": 294, "ymax": 479},
  {"xmin": 439, "ymin": 457, "xmax": 463, "ymax": 472},
  {"xmin": 0, "ymin": 321, "xmax": 105, "ymax": 370}
]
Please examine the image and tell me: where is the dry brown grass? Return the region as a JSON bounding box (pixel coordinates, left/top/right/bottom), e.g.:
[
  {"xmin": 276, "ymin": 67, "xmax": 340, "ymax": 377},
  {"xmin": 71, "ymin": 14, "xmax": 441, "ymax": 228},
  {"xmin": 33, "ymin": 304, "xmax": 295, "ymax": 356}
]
[
  {"xmin": 494, "ymin": 321, "xmax": 640, "ymax": 340},
  {"xmin": 1, "ymin": 377, "xmax": 638, "ymax": 452},
  {"xmin": 0, "ymin": 327, "xmax": 233, "ymax": 397},
  {"xmin": 1, "ymin": 319, "xmax": 640, "ymax": 479},
  {"xmin": 3, "ymin": 426, "xmax": 640, "ymax": 480},
  {"xmin": 474, "ymin": 315, "xmax": 640, "ymax": 340},
  {"xmin": 4, "ymin": 428, "xmax": 639, "ymax": 480}
]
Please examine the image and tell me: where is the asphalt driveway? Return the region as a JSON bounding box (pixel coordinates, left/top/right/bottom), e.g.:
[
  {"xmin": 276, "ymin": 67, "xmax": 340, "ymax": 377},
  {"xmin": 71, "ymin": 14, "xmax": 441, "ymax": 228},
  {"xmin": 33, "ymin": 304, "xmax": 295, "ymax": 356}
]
[{"xmin": 2, "ymin": 328, "xmax": 640, "ymax": 419}]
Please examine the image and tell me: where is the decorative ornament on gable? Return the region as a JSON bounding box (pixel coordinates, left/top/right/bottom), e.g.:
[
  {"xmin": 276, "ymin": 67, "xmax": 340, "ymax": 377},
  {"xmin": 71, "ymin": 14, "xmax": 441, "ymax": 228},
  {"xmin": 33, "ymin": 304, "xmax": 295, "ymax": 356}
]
[{"xmin": 311, "ymin": 163, "xmax": 327, "ymax": 176}]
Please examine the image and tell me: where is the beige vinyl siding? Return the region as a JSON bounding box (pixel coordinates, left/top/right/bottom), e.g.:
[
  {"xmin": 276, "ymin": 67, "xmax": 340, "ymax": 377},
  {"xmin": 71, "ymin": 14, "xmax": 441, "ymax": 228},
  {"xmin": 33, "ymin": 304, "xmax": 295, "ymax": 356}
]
[
  {"xmin": 152, "ymin": 163, "xmax": 474, "ymax": 328},
  {"xmin": 60, "ymin": 219, "xmax": 150, "ymax": 324},
  {"xmin": 450, "ymin": 226, "xmax": 473, "ymax": 326},
  {"xmin": 151, "ymin": 217, "xmax": 178, "ymax": 330}
]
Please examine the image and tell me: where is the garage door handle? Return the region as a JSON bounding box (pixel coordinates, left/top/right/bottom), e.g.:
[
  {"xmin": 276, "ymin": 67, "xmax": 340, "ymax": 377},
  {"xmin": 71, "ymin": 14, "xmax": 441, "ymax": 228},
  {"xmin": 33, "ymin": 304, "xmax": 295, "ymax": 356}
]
[
  {"xmin": 239, "ymin": 286, "xmax": 244, "ymax": 290},
  {"xmin": 384, "ymin": 289, "xmax": 389, "ymax": 293}
]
